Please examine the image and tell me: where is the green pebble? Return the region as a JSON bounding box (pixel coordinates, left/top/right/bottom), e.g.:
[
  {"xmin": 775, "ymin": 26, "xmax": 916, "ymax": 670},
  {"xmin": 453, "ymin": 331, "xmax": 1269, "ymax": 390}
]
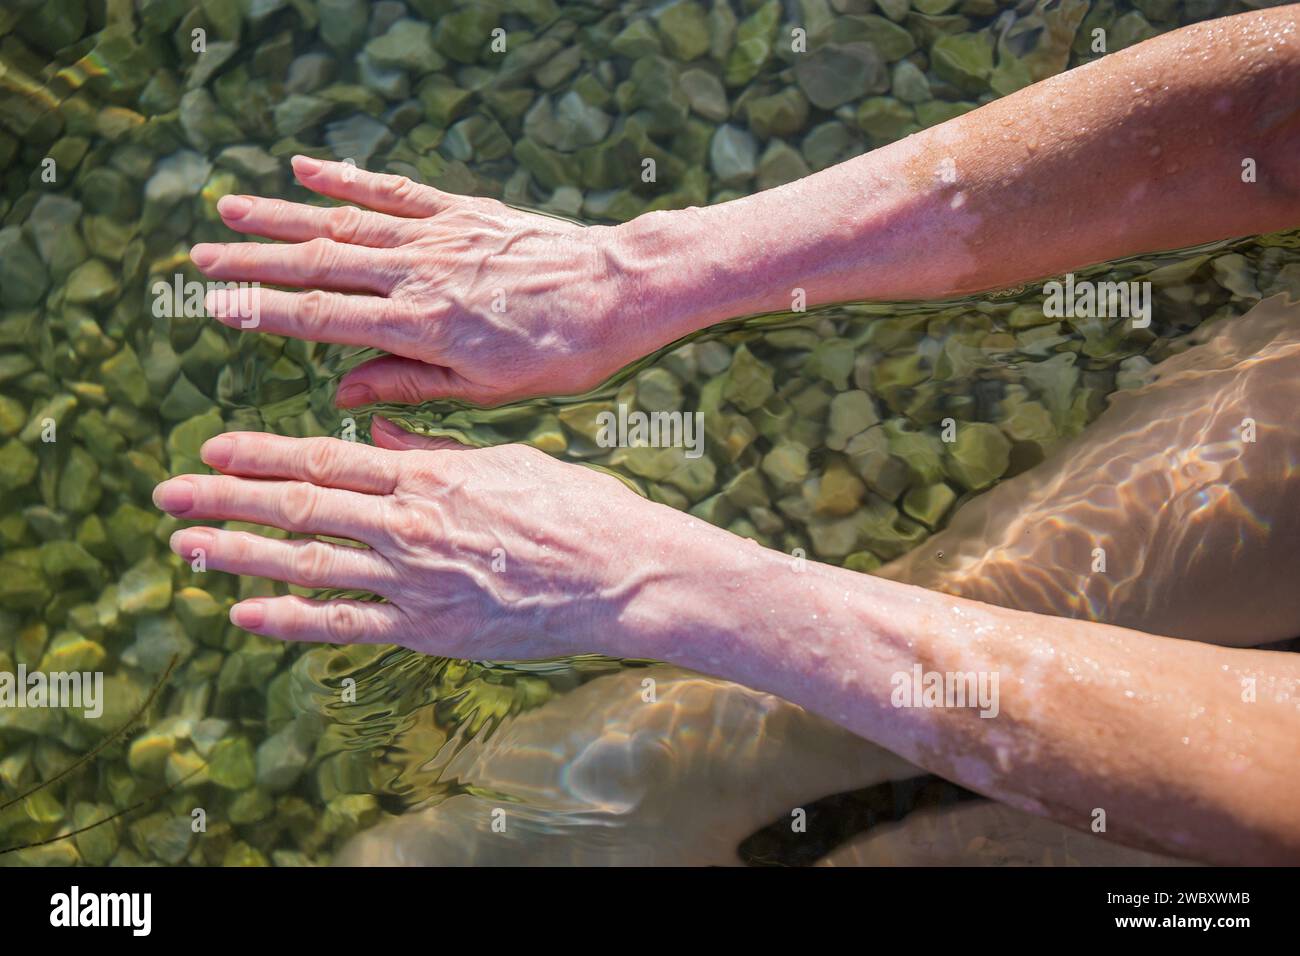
[{"xmin": 208, "ymin": 737, "xmax": 258, "ymax": 790}]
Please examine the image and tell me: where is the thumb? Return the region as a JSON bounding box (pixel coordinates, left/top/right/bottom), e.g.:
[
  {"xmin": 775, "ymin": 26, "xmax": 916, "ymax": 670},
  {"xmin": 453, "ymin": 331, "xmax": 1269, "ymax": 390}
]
[
  {"xmin": 336, "ymin": 356, "xmax": 493, "ymax": 408},
  {"xmin": 370, "ymin": 415, "xmax": 470, "ymax": 452}
]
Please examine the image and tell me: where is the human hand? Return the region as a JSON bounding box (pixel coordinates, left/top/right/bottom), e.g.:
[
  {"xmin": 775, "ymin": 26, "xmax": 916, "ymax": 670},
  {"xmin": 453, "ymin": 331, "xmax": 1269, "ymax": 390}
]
[
  {"xmin": 192, "ymin": 156, "xmax": 646, "ymax": 407},
  {"xmin": 153, "ymin": 417, "xmax": 666, "ymax": 659}
]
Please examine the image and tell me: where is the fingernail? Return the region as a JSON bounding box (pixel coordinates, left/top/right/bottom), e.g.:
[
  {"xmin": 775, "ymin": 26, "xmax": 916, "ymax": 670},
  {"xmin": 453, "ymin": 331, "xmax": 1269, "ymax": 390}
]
[
  {"xmin": 217, "ymin": 195, "xmax": 252, "ymax": 219},
  {"xmin": 170, "ymin": 528, "xmax": 212, "ymax": 554},
  {"xmin": 337, "ymin": 384, "xmax": 377, "ymax": 407},
  {"xmin": 231, "ymin": 602, "xmax": 265, "ymax": 630},
  {"xmin": 152, "ymin": 478, "xmax": 195, "ymax": 515},
  {"xmin": 293, "ymin": 155, "xmax": 323, "ymax": 176},
  {"xmin": 190, "ymin": 243, "xmax": 218, "ymax": 269},
  {"xmin": 202, "ymin": 435, "xmax": 234, "ymax": 469}
]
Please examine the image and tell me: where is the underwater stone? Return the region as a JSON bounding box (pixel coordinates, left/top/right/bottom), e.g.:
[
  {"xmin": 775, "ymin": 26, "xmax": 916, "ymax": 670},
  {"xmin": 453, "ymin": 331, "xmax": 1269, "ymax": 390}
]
[
  {"xmin": 756, "ymin": 140, "xmax": 810, "ymax": 191},
  {"xmin": 39, "ymin": 541, "xmax": 101, "ymax": 580},
  {"xmin": 273, "ymin": 94, "xmax": 336, "ymax": 137},
  {"xmin": 724, "ymin": 0, "xmax": 780, "ymax": 87},
  {"xmin": 256, "ymin": 725, "xmax": 312, "ymax": 793},
  {"xmin": 0, "ymin": 228, "xmax": 48, "ymax": 307},
  {"xmin": 722, "ymin": 344, "xmax": 775, "ymax": 411},
  {"xmin": 945, "ymin": 421, "xmax": 1011, "ymax": 490},
  {"xmin": 805, "ymin": 338, "xmax": 856, "ymax": 390},
  {"xmin": 1211, "ymin": 254, "xmax": 1260, "ymax": 299},
  {"xmin": 143, "ymin": 150, "xmax": 212, "ymax": 224},
  {"xmin": 124, "ymin": 615, "xmax": 193, "ymax": 674},
  {"xmin": 722, "ymin": 466, "xmax": 769, "ymax": 510},
  {"xmin": 612, "ymin": 19, "xmax": 664, "ymax": 59},
  {"xmin": 536, "ymin": 46, "xmax": 582, "ymax": 89},
  {"xmin": 320, "ymin": 0, "xmax": 369, "ymax": 51},
  {"xmin": 658, "ymin": 2, "xmax": 711, "ymax": 61},
  {"xmin": 73, "ymin": 803, "xmax": 118, "ymax": 866},
  {"xmin": 827, "ymin": 390, "xmax": 880, "ymax": 450},
  {"xmin": 160, "ymin": 373, "xmax": 213, "ymax": 421},
  {"xmin": 118, "ymin": 560, "xmax": 174, "ymax": 617},
  {"xmin": 208, "ymin": 737, "xmax": 258, "ymax": 790},
  {"xmin": 891, "ymin": 60, "xmax": 931, "ymax": 104},
  {"xmin": 813, "ymin": 460, "xmax": 868, "ymax": 516},
  {"xmin": 325, "ymin": 114, "xmax": 396, "ymax": 165},
  {"xmin": 128, "ymin": 725, "xmax": 178, "ymax": 777},
  {"xmin": 795, "ymin": 42, "xmax": 888, "ymax": 109},
  {"xmin": 931, "ymin": 33, "xmax": 995, "ymax": 94},
  {"xmin": 902, "ymin": 482, "xmax": 957, "ymax": 527},
  {"xmin": 435, "ymin": 7, "xmax": 498, "ymax": 64},
  {"xmin": 710, "ymin": 124, "xmax": 758, "ymax": 186},
  {"xmin": 746, "ymin": 88, "xmax": 809, "ymax": 139},
  {"xmin": 65, "ymin": 259, "xmax": 120, "ymax": 307},
  {"xmin": 366, "ymin": 19, "xmax": 443, "ymax": 73},
  {"xmin": 177, "ymin": 88, "xmax": 242, "ymax": 153},
  {"xmin": 807, "ymin": 513, "xmax": 862, "ymax": 558},
  {"xmin": 1110, "ymin": 12, "xmax": 1157, "ymax": 50},
  {"xmin": 762, "ymin": 441, "xmax": 810, "ymax": 490},
  {"xmin": 106, "ymin": 504, "xmax": 159, "ymax": 564},
  {"xmin": 636, "ymin": 368, "xmax": 685, "ymax": 412},
  {"xmin": 915, "ymin": 100, "xmax": 976, "ymax": 127},
  {"xmin": 0, "ymin": 559, "xmax": 47, "ymax": 610},
  {"xmin": 130, "ymin": 813, "xmax": 194, "ymax": 865},
  {"xmin": 828, "ymin": 14, "xmax": 917, "ymax": 61},
  {"xmin": 286, "ymin": 53, "xmax": 337, "ymax": 94},
  {"xmin": 679, "ymin": 68, "xmax": 729, "ymax": 122},
  {"xmin": 801, "ymin": 120, "xmax": 859, "ymax": 170},
  {"xmin": 856, "ymin": 96, "xmax": 916, "ymax": 143},
  {"xmin": 0, "ymin": 396, "xmax": 23, "ymax": 438},
  {"xmin": 846, "ymin": 427, "xmax": 911, "ymax": 500},
  {"xmin": 56, "ymin": 447, "xmax": 100, "ymax": 516},
  {"xmin": 100, "ymin": 346, "xmax": 150, "ymax": 408}
]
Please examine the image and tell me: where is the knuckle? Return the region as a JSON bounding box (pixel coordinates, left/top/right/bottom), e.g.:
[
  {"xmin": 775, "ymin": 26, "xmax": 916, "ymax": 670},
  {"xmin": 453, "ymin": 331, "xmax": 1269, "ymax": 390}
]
[
  {"xmin": 293, "ymin": 542, "xmax": 334, "ymax": 588},
  {"xmin": 299, "ymin": 438, "xmax": 338, "ymax": 485},
  {"xmin": 325, "ymin": 602, "xmax": 363, "ymax": 642},
  {"xmin": 299, "ymin": 289, "xmax": 330, "ymax": 325},
  {"xmin": 378, "ymin": 495, "xmax": 427, "ymax": 550},
  {"xmin": 302, "ymin": 237, "xmax": 335, "ymax": 285},
  {"xmin": 327, "ymin": 205, "xmax": 363, "ymax": 243},
  {"xmin": 277, "ymin": 481, "xmax": 319, "ymax": 531},
  {"xmin": 386, "ymin": 175, "xmax": 415, "ymax": 201}
]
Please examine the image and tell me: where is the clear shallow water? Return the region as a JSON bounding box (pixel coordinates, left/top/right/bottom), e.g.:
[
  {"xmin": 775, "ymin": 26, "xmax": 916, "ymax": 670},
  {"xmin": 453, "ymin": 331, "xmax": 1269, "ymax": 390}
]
[{"xmin": 2, "ymin": 0, "xmax": 1298, "ymax": 865}]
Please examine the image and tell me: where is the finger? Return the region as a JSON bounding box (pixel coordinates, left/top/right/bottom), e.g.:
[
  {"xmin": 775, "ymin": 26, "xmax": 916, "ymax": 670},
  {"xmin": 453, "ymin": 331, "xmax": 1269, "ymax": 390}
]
[
  {"xmin": 153, "ymin": 475, "xmax": 383, "ymax": 544},
  {"xmin": 199, "ymin": 433, "xmax": 402, "ymax": 494},
  {"xmin": 169, "ymin": 527, "xmax": 391, "ymax": 594},
  {"xmin": 336, "ymin": 354, "xmax": 488, "ymax": 407},
  {"xmin": 230, "ymin": 595, "xmax": 410, "ymax": 645},
  {"xmin": 216, "ymin": 194, "xmax": 416, "ymax": 247},
  {"xmin": 370, "ymin": 415, "xmax": 470, "ymax": 452},
  {"xmin": 190, "ymin": 237, "xmax": 398, "ymax": 295},
  {"xmin": 206, "ymin": 286, "xmax": 428, "ymax": 359},
  {"xmin": 292, "ymin": 155, "xmax": 454, "ymax": 217}
]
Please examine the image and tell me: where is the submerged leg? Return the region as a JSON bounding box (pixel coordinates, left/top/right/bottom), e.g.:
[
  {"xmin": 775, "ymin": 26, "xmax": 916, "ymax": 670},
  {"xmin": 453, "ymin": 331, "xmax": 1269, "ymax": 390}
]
[
  {"xmin": 337, "ymin": 666, "xmax": 918, "ymax": 865},
  {"xmin": 881, "ymin": 295, "xmax": 1300, "ymax": 646}
]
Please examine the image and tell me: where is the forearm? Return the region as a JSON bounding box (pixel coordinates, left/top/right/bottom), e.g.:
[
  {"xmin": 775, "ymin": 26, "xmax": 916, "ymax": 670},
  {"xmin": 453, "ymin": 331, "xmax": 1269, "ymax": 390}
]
[
  {"xmin": 613, "ymin": 514, "xmax": 1300, "ymax": 864},
  {"xmin": 608, "ymin": 6, "xmax": 1300, "ymax": 354}
]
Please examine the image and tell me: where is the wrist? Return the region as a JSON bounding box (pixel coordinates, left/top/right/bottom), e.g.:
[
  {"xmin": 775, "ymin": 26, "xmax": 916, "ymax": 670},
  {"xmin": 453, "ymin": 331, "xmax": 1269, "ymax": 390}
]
[{"xmin": 606, "ymin": 204, "xmax": 772, "ymax": 353}]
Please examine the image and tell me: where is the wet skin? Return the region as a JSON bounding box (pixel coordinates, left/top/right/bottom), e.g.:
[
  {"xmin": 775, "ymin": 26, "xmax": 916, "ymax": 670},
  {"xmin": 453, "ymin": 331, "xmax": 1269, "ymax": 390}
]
[{"xmin": 162, "ymin": 7, "xmax": 1300, "ymax": 864}]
